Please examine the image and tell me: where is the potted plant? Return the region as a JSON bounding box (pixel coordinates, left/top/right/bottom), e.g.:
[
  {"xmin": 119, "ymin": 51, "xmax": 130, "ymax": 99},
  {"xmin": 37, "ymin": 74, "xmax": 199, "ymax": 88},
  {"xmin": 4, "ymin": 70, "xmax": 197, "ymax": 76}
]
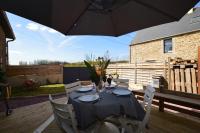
[{"xmin": 84, "ymin": 56, "xmax": 110, "ymax": 92}]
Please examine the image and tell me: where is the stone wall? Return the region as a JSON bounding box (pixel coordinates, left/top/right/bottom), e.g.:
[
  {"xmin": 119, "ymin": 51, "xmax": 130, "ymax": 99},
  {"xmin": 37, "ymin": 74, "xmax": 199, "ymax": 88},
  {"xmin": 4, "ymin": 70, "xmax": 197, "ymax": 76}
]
[{"xmin": 130, "ymin": 31, "xmax": 200, "ymax": 63}]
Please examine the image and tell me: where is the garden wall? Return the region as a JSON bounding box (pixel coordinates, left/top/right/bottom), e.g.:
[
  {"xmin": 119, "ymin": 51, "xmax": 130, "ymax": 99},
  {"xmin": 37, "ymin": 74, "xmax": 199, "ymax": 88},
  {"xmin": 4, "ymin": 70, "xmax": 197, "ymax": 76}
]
[
  {"xmin": 6, "ymin": 65, "xmax": 63, "ymax": 87},
  {"xmin": 63, "ymin": 67, "xmax": 90, "ymax": 84}
]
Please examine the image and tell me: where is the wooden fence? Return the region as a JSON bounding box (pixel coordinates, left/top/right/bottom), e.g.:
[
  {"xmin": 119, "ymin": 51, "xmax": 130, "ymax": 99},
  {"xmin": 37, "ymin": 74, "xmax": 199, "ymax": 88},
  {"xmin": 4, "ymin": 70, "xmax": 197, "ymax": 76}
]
[
  {"xmin": 6, "ymin": 64, "xmax": 63, "ymax": 76},
  {"xmin": 107, "ymin": 60, "xmax": 199, "ymax": 95},
  {"xmin": 107, "ymin": 61, "xmax": 167, "ymax": 87}
]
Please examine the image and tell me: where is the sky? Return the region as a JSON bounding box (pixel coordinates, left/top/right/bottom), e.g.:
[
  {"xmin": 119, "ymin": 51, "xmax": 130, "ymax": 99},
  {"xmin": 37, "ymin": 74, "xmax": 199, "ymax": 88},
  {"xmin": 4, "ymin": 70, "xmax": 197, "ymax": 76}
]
[{"xmin": 7, "ymin": 2, "xmax": 200, "ymax": 65}]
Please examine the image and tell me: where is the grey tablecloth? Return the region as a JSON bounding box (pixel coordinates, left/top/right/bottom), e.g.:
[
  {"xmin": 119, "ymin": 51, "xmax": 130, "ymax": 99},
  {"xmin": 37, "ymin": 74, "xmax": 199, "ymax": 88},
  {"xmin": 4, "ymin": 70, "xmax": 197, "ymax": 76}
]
[{"xmin": 68, "ymin": 87, "xmax": 145, "ymax": 129}]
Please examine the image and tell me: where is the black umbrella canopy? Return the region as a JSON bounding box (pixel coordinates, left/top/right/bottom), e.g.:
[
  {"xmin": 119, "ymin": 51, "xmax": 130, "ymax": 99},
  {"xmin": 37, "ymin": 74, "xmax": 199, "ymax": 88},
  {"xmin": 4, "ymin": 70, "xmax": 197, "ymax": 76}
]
[{"xmin": 0, "ymin": 0, "xmax": 199, "ymax": 36}]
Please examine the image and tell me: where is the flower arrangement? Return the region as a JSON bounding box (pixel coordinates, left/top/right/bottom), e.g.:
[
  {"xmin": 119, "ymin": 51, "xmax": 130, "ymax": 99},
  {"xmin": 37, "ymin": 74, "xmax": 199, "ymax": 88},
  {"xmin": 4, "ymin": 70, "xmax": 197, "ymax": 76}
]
[{"xmin": 84, "ymin": 53, "xmax": 110, "ymax": 91}]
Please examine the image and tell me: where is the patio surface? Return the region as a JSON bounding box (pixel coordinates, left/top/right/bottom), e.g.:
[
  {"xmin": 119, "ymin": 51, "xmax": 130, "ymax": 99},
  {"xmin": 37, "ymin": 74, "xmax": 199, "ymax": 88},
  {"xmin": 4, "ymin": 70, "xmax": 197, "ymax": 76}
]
[
  {"xmin": 0, "ymin": 97, "xmax": 66, "ymax": 133},
  {"xmin": 0, "ymin": 97, "xmax": 199, "ymax": 133}
]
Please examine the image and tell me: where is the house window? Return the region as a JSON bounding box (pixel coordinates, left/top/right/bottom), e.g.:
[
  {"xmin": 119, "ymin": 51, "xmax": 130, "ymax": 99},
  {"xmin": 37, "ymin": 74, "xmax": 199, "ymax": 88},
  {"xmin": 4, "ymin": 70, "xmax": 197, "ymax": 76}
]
[{"xmin": 164, "ymin": 38, "xmax": 172, "ymax": 53}]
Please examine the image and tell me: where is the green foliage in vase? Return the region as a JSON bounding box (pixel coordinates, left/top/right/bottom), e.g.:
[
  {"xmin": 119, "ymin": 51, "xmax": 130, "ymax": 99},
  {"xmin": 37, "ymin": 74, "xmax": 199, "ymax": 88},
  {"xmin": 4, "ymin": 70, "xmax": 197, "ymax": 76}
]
[
  {"xmin": 84, "ymin": 60, "xmax": 100, "ymax": 85},
  {"xmin": 95, "ymin": 57, "xmax": 110, "ymax": 82},
  {"xmin": 84, "ymin": 51, "xmax": 111, "ymax": 85}
]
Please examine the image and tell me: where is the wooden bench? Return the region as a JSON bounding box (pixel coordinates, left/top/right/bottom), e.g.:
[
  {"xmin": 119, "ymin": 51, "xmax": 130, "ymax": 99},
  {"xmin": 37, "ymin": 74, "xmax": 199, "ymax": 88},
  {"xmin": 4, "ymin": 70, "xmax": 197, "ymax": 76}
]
[{"xmin": 132, "ymin": 89, "xmax": 200, "ymax": 118}]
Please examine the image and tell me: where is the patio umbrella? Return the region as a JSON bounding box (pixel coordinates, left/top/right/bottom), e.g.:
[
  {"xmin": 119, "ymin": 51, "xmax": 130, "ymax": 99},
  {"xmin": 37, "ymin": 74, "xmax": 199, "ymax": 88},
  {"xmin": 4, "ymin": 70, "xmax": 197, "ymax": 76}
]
[{"xmin": 0, "ymin": 0, "xmax": 199, "ymax": 36}]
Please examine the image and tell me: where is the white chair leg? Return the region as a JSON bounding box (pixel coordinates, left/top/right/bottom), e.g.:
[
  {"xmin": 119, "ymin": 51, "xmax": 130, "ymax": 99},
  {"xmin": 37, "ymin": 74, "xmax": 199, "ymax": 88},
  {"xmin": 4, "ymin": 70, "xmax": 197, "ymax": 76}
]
[{"xmin": 121, "ymin": 128, "xmax": 125, "ymax": 133}]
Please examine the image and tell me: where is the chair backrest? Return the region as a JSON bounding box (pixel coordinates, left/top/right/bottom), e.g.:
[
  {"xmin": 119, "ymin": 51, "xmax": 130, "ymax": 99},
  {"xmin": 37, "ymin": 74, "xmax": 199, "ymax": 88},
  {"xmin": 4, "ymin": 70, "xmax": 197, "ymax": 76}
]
[
  {"xmin": 65, "ymin": 81, "xmax": 81, "ymax": 101},
  {"xmin": 65, "ymin": 81, "xmax": 81, "ymax": 93},
  {"xmin": 49, "ymin": 95, "xmax": 78, "ymax": 133},
  {"xmin": 113, "ymin": 78, "xmax": 129, "ymax": 87},
  {"xmin": 140, "ymin": 85, "xmax": 155, "ymax": 131}
]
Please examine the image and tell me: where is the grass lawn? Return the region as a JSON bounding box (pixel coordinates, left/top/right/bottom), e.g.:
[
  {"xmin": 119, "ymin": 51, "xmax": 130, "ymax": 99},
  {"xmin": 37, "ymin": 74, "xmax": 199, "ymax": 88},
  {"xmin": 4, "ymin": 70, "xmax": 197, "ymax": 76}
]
[{"xmin": 12, "ymin": 84, "xmax": 65, "ymax": 97}]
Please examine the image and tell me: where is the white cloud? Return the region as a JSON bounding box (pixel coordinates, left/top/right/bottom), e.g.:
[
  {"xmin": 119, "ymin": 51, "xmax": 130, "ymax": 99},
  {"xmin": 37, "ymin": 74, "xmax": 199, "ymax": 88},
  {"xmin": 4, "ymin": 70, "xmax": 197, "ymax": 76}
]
[
  {"xmin": 15, "ymin": 24, "xmax": 22, "ymax": 28},
  {"xmin": 60, "ymin": 34, "xmax": 65, "ymax": 37},
  {"xmin": 58, "ymin": 36, "xmax": 78, "ymax": 48},
  {"xmin": 26, "ymin": 23, "xmax": 39, "ymax": 31},
  {"xmin": 40, "ymin": 26, "xmax": 47, "ymax": 31},
  {"xmin": 10, "ymin": 50, "xmax": 23, "ymax": 54},
  {"xmin": 39, "ymin": 31, "xmax": 55, "ymax": 52},
  {"xmin": 26, "ymin": 22, "xmax": 59, "ymax": 34},
  {"xmin": 48, "ymin": 29, "xmax": 57, "ymax": 33}
]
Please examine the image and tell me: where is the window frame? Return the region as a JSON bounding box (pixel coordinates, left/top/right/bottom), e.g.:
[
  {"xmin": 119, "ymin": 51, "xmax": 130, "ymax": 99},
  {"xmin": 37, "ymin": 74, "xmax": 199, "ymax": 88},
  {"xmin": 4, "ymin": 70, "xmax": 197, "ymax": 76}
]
[{"xmin": 163, "ymin": 38, "xmax": 173, "ymax": 53}]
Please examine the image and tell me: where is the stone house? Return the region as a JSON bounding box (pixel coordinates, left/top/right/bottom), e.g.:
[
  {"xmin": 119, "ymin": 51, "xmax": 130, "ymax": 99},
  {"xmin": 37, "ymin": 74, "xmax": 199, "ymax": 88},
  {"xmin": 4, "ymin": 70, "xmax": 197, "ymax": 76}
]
[
  {"xmin": 0, "ymin": 10, "xmax": 15, "ymax": 71},
  {"xmin": 130, "ymin": 8, "xmax": 200, "ymax": 63}
]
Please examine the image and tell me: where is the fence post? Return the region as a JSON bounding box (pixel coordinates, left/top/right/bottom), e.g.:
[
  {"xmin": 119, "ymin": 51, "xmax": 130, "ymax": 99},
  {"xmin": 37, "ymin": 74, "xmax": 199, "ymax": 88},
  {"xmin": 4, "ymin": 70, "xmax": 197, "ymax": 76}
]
[
  {"xmin": 164, "ymin": 60, "xmax": 167, "ymax": 79},
  {"xmin": 198, "ymin": 47, "xmax": 200, "ymax": 94},
  {"xmin": 134, "ymin": 61, "xmax": 137, "ymax": 84},
  {"xmin": 168, "ymin": 57, "xmax": 171, "ymax": 90}
]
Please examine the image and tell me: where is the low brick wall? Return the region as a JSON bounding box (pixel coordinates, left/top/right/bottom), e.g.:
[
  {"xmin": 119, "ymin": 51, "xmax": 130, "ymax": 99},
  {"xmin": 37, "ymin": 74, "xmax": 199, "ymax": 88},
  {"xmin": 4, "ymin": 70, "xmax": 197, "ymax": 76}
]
[{"xmin": 6, "ymin": 65, "xmax": 63, "ymax": 87}]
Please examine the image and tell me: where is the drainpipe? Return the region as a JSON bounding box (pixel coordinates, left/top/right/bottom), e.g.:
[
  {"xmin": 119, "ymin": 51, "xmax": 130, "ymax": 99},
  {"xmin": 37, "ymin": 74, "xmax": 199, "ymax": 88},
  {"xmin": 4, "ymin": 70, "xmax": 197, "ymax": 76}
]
[{"xmin": 6, "ymin": 38, "xmax": 15, "ymax": 67}]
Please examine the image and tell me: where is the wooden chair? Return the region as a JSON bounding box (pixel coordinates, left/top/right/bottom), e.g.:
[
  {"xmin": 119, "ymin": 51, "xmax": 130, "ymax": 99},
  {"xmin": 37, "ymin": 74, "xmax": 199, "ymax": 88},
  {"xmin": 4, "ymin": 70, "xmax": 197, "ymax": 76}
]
[
  {"xmin": 113, "ymin": 78, "xmax": 129, "ymax": 88},
  {"xmin": 49, "ymin": 94, "xmax": 120, "ymax": 133},
  {"xmin": 119, "ymin": 85, "xmax": 155, "ymax": 133}
]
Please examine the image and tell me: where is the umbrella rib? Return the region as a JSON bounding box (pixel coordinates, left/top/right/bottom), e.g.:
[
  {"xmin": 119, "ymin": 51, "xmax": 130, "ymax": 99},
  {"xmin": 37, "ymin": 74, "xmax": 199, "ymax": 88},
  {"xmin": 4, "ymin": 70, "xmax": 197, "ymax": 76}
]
[
  {"xmin": 65, "ymin": 1, "xmax": 92, "ymax": 34},
  {"xmin": 109, "ymin": 15, "xmax": 118, "ymax": 36},
  {"xmin": 132, "ymin": 0, "xmax": 178, "ymax": 21}
]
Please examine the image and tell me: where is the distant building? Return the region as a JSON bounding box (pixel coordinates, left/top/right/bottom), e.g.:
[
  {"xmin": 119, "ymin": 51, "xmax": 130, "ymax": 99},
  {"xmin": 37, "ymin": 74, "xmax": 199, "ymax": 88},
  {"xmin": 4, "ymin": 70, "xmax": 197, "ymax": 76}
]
[
  {"xmin": 130, "ymin": 8, "xmax": 200, "ymax": 63},
  {"xmin": 0, "ymin": 10, "xmax": 15, "ymax": 70}
]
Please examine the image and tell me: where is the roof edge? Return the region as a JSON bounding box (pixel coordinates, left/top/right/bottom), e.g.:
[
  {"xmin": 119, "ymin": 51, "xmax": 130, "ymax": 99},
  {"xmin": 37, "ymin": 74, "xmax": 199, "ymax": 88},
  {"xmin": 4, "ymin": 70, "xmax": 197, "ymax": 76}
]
[
  {"xmin": 130, "ymin": 29, "xmax": 200, "ymax": 46},
  {"xmin": 0, "ymin": 10, "xmax": 15, "ymax": 39}
]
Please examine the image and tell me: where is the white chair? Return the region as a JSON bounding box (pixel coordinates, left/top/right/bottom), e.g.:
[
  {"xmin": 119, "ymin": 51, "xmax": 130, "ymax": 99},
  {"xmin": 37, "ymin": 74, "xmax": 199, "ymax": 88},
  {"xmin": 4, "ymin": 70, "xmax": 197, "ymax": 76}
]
[
  {"xmin": 118, "ymin": 85, "xmax": 155, "ymax": 133},
  {"xmin": 65, "ymin": 81, "xmax": 81, "ymax": 93},
  {"xmin": 64, "ymin": 81, "xmax": 81, "ymax": 103},
  {"xmin": 49, "ymin": 94, "xmax": 78, "ymax": 133},
  {"xmin": 94, "ymin": 122, "xmax": 120, "ymax": 133},
  {"xmin": 113, "ymin": 78, "xmax": 129, "ymax": 88}
]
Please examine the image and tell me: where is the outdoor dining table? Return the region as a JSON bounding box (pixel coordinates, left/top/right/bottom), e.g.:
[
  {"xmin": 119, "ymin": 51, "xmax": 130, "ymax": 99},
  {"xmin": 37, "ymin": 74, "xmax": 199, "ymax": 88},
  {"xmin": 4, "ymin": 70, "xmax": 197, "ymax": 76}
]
[{"xmin": 68, "ymin": 87, "xmax": 145, "ymax": 130}]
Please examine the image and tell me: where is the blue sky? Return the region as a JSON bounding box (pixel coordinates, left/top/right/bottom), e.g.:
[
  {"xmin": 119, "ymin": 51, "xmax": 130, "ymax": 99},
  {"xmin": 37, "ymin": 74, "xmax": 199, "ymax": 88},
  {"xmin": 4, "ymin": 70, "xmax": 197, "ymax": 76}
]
[{"xmin": 7, "ymin": 2, "xmax": 200, "ymax": 65}]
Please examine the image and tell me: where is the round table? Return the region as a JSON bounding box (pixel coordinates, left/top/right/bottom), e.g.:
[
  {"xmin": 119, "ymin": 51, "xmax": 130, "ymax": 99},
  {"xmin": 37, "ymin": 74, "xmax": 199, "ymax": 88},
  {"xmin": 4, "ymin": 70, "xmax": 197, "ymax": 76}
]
[{"xmin": 69, "ymin": 87, "xmax": 145, "ymax": 130}]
